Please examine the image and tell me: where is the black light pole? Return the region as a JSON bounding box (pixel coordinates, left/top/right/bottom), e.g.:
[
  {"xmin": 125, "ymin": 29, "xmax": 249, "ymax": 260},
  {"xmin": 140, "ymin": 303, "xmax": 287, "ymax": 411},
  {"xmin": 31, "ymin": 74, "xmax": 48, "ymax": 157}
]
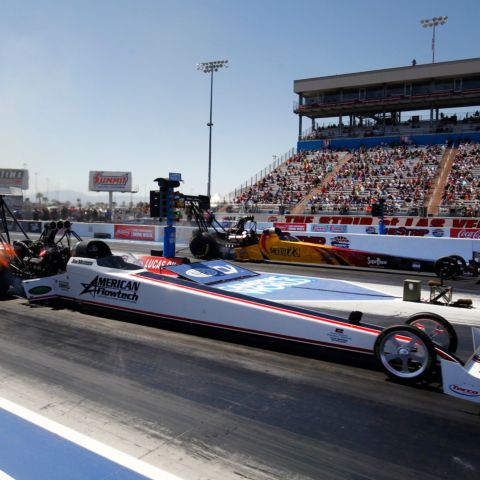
[
  {"xmin": 196, "ymin": 59, "xmax": 228, "ymax": 198},
  {"xmin": 420, "ymin": 16, "xmax": 448, "ymax": 63}
]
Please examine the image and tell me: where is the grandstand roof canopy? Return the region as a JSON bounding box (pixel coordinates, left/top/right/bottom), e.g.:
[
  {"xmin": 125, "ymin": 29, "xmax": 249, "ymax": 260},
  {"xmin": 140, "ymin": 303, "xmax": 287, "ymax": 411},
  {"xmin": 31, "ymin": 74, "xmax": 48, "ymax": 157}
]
[{"xmin": 294, "ymin": 57, "xmax": 480, "ymax": 119}]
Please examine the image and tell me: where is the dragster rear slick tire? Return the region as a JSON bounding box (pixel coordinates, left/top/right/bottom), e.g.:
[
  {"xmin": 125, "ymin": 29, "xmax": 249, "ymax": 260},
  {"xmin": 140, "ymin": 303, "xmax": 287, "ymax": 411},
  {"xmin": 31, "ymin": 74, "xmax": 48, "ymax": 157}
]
[
  {"xmin": 449, "ymin": 255, "xmax": 467, "ymax": 276},
  {"xmin": 0, "ymin": 270, "xmax": 10, "ymax": 297},
  {"xmin": 434, "ymin": 256, "xmax": 461, "ymax": 280},
  {"xmin": 189, "ymin": 233, "xmax": 220, "ymax": 260},
  {"xmin": 374, "ymin": 325, "xmax": 436, "ymax": 385},
  {"xmin": 405, "ymin": 312, "xmax": 458, "ymax": 354}
]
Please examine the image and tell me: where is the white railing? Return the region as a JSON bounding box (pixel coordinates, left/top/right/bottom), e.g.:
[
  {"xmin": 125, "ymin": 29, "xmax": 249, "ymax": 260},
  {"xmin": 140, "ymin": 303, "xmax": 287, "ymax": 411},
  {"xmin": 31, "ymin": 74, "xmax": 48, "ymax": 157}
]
[{"xmin": 226, "ymin": 147, "xmax": 296, "ymax": 201}]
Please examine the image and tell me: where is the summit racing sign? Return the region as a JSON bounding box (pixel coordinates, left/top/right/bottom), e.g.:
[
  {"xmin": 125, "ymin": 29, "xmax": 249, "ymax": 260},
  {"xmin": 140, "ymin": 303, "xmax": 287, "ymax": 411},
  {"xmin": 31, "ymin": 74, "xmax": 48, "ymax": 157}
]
[
  {"xmin": 80, "ymin": 276, "xmax": 140, "ymax": 302},
  {"xmin": 89, "ymin": 171, "xmax": 132, "ymax": 192}
]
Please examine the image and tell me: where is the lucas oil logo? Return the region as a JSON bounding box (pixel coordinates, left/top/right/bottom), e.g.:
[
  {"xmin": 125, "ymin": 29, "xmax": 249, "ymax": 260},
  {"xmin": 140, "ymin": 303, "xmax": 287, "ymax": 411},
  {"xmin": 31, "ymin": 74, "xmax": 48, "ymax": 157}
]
[{"xmin": 80, "ymin": 276, "xmax": 140, "ymax": 302}]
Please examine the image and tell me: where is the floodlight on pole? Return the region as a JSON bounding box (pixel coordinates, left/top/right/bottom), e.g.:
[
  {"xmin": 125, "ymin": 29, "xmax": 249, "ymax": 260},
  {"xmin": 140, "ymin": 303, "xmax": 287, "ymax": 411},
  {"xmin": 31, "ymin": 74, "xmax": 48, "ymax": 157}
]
[
  {"xmin": 196, "ymin": 59, "xmax": 229, "ymax": 198},
  {"xmin": 420, "ymin": 16, "xmax": 448, "ymax": 63}
]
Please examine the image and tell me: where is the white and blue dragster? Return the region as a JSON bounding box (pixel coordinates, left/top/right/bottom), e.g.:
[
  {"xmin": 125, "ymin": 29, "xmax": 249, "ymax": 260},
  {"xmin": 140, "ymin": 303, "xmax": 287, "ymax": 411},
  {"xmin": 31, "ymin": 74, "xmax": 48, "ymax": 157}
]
[{"xmin": 18, "ymin": 237, "xmax": 480, "ymax": 406}]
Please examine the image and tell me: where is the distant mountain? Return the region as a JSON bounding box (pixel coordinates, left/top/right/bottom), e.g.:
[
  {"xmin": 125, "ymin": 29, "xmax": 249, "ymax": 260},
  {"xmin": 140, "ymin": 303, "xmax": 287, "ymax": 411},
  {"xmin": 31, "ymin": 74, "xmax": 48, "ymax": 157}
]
[{"xmin": 24, "ymin": 190, "xmax": 146, "ymax": 205}]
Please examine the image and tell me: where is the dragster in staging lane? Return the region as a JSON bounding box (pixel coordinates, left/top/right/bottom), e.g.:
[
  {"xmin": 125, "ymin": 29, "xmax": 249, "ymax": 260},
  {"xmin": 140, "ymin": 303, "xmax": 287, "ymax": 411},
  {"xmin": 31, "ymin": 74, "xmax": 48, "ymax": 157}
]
[
  {"xmin": 18, "ymin": 237, "xmax": 480, "ymax": 406},
  {"xmin": 185, "ymin": 205, "xmax": 479, "ymax": 280}
]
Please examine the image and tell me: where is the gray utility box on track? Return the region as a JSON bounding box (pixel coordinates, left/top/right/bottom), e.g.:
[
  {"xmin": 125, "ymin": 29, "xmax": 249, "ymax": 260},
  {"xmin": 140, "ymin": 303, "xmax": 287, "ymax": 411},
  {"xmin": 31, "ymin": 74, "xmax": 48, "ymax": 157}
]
[{"xmin": 403, "ymin": 279, "xmax": 421, "ymax": 302}]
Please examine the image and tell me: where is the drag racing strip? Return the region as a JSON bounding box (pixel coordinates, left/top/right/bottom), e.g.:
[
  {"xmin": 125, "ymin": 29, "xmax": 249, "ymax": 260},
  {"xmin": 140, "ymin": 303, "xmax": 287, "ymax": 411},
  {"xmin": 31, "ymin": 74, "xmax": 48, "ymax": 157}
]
[
  {"xmin": 0, "ymin": 397, "xmax": 182, "ymax": 480},
  {"xmin": 0, "ymin": 289, "xmax": 479, "ymax": 478}
]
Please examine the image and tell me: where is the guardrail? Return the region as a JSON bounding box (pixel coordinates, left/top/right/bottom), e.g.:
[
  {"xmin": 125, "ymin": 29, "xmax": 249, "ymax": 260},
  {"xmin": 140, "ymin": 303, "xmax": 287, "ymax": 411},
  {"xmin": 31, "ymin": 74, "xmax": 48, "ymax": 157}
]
[{"xmin": 226, "ymin": 148, "xmax": 296, "ymax": 202}]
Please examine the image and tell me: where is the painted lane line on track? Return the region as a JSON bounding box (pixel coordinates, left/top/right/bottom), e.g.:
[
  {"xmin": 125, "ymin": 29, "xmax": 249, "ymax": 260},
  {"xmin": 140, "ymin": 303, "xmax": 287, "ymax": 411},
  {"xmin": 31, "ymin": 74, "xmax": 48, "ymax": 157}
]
[{"xmin": 0, "ymin": 396, "xmax": 183, "ymax": 480}]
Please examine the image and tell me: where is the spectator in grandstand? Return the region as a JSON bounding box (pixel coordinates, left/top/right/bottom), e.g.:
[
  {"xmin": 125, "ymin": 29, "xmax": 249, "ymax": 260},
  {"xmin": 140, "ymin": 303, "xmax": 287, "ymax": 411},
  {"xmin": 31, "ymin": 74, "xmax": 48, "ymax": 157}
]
[
  {"xmin": 307, "ymin": 145, "xmax": 441, "ymax": 213},
  {"xmin": 231, "ymin": 145, "xmax": 446, "ymax": 216},
  {"xmin": 441, "ymin": 142, "xmax": 480, "ymax": 214}
]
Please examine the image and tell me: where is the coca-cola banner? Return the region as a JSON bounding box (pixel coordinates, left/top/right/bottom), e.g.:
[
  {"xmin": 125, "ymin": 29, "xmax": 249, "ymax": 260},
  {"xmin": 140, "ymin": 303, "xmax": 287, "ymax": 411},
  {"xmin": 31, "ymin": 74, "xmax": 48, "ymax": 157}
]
[
  {"xmin": 450, "ymin": 228, "xmax": 480, "ymax": 239},
  {"xmin": 89, "ymin": 171, "xmax": 132, "ymax": 192},
  {"xmin": 273, "ymin": 222, "xmax": 307, "ymax": 232},
  {"xmin": 114, "ymin": 225, "xmax": 155, "ymax": 241}
]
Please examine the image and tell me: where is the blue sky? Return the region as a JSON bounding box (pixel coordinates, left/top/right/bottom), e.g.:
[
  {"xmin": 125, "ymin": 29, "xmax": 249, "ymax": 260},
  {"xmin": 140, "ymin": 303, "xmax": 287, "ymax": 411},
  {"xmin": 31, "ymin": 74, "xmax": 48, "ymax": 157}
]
[{"xmin": 0, "ymin": 0, "xmax": 478, "ymax": 203}]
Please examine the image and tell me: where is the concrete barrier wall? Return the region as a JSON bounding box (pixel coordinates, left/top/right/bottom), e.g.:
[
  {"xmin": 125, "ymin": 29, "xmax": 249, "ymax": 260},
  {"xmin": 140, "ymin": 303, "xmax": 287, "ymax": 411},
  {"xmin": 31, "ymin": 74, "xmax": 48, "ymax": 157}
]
[
  {"xmin": 292, "ymin": 232, "xmax": 480, "ymax": 262},
  {"xmin": 105, "ymin": 223, "xmax": 479, "ymax": 263},
  {"xmin": 28, "ymin": 221, "xmax": 480, "ymax": 263}
]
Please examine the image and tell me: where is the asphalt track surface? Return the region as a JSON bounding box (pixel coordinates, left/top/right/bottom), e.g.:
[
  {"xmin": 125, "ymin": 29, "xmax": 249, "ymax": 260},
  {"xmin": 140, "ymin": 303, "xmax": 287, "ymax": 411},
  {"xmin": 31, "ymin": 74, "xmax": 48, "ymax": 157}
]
[{"xmin": 0, "ymin": 239, "xmax": 479, "ymax": 479}]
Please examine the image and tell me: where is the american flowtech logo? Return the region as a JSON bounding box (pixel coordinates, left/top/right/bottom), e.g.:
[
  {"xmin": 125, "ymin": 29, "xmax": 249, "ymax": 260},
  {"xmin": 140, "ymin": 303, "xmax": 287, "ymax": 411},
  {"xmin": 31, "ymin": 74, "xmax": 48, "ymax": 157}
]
[{"xmin": 80, "ymin": 276, "xmax": 140, "ymax": 302}]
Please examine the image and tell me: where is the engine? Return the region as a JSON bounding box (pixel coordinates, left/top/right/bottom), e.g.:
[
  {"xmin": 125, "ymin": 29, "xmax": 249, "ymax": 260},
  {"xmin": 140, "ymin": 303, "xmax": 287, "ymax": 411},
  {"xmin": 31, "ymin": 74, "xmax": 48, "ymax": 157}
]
[{"xmin": 9, "ymin": 220, "xmax": 81, "ymax": 279}]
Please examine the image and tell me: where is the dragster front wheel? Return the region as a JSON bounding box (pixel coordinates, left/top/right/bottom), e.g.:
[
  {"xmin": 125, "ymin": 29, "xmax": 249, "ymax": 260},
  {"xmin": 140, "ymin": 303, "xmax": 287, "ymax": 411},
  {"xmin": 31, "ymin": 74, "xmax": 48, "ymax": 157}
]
[
  {"xmin": 406, "ymin": 312, "xmax": 458, "ymax": 354},
  {"xmin": 374, "ymin": 325, "xmax": 436, "ymax": 385}
]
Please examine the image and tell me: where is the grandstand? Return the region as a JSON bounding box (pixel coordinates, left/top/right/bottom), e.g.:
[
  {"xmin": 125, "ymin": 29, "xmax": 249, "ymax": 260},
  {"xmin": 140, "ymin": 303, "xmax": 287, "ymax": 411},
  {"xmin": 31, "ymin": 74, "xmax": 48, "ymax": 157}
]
[{"xmin": 224, "ymin": 58, "xmax": 480, "ymax": 218}]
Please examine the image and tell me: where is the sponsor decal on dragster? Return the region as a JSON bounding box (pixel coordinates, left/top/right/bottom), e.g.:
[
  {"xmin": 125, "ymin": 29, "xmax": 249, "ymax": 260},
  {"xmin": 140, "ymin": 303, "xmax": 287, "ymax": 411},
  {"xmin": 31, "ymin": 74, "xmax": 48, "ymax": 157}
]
[
  {"xmin": 28, "ymin": 286, "xmax": 52, "ymax": 296},
  {"xmin": 327, "ymin": 328, "xmax": 352, "ymax": 344},
  {"xmin": 72, "ymin": 258, "xmax": 94, "ymax": 266},
  {"xmin": 269, "ymin": 246, "xmax": 300, "ymax": 257},
  {"xmin": 367, "ymin": 257, "xmax": 388, "ymax": 267},
  {"xmin": 449, "ymin": 384, "xmax": 480, "ymax": 397},
  {"xmin": 80, "ymin": 276, "xmax": 140, "ymax": 302},
  {"xmin": 331, "ymin": 236, "xmax": 350, "ymax": 248},
  {"xmin": 166, "ymin": 260, "xmax": 259, "ymax": 285},
  {"xmin": 141, "ymin": 256, "xmax": 183, "ymax": 273},
  {"xmin": 218, "ymin": 275, "xmax": 312, "ymax": 295}
]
